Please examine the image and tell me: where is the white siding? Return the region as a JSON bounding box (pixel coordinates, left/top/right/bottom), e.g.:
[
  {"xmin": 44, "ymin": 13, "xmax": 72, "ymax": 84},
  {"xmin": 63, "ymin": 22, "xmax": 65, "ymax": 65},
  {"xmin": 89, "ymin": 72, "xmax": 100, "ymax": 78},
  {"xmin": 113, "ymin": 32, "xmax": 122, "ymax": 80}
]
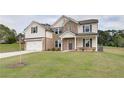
[
  {"xmin": 46, "ymin": 31, "xmax": 52, "ymax": 38},
  {"xmin": 60, "ymin": 32, "xmax": 75, "ymax": 38},
  {"xmin": 92, "ymin": 37, "xmax": 96, "ymax": 47},
  {"xmin": 77, "ymin": 38, "xmax": 83, "ymax": 47},
  {"xmin": 78, "ymin": 25, "xmax": 83, "ymax": 33},
  {"xmin": 53, "ymin": 17, "xmax": 68, "ymax": 27},
  {"xmin": 25, "ymin": 22, "xmax": 45, "ymax": 38},
  {"xmin": 92, "ymin": 23, "xmax": 98, "ymax": 33}
]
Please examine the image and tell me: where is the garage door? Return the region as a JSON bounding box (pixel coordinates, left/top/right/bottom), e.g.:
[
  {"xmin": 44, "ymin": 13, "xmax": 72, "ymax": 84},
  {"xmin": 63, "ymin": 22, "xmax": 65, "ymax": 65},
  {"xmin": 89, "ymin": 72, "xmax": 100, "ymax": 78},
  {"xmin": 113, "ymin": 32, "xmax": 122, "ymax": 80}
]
[{"xmin": 26, "ymin": 41, "xmax": 42, "ymax": 51}]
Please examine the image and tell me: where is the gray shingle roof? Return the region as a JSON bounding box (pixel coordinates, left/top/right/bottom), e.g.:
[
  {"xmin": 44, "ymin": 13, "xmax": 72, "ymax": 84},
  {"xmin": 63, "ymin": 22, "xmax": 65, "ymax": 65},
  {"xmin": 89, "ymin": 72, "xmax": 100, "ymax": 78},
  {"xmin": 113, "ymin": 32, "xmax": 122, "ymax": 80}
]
[
  {"xmin": 77, "ymin": 33, "xmax": 98, "ymax": 36},
  {"xmin": 79, "ymin": 19, "xmax": 98, "ymax": 25}
]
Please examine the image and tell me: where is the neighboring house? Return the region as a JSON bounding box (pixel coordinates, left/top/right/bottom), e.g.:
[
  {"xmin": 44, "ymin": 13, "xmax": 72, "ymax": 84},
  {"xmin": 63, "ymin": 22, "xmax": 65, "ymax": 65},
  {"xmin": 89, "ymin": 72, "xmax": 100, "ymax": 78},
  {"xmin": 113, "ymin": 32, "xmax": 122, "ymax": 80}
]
[
  {"xmin": 24, "ymin": 15, "xmax": 98, "ymax": 51},
  {"xmin": 24, "ymin": 21, "xmax": 54, "ymax": 51},
  {"xmin": 105, "ymin": 30, "xmax": 116, "ymax": 36}
]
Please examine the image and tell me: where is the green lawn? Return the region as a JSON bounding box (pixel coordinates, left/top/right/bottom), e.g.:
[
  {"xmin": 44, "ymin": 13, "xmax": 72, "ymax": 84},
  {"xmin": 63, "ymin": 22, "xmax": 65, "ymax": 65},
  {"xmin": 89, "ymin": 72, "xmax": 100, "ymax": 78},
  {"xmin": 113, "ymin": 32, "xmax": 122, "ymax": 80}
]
[
  {"xmin": 0, "ymin": 47, "xmax": 124, "ymax": 78},
  {"xmin": 0, "ymin": 43, "xmax": 20, "ymax": 53}
]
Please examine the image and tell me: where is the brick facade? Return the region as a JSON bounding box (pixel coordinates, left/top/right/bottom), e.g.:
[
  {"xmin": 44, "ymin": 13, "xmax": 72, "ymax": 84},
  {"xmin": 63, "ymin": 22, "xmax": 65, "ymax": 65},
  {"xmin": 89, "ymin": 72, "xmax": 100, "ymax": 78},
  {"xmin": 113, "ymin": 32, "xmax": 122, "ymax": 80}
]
[
  {"xmin": 42, "ymin": 37, "xmax": 54, "ymax": 51},
  {"xmin": 63, "ymin": 21, "xmax": 78, "ymax": 33}
]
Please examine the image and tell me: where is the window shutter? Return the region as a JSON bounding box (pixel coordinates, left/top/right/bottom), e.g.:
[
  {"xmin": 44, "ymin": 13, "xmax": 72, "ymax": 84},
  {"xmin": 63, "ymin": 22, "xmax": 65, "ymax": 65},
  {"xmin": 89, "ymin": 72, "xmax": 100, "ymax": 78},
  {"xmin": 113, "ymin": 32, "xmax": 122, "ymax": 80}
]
[
  {"xmin": 90, "ymin": 38, "xmax": 92, "ymax": 47},
  {"xmin": 90, "ymin": 24, "xmax": 92, "ymax": 32},
  {"xmin": 83, "ymin": 39, "xmax": 85, "ymax": 47},
  {"xmin": 83, "ymin": 25, "xmax": 85, "ymax": 32},
  {"xmin": 36, "ymin": 26, "xmax": 38, "ymax": 33}
]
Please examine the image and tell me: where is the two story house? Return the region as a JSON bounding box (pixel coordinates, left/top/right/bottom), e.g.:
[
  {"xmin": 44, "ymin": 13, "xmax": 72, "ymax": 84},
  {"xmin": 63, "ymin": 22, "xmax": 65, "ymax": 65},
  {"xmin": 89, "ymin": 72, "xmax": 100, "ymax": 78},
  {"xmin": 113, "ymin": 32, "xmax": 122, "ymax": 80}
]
[
  {"xmin": 52, "ymin": 15, "xmax": 98, "ymax": 51},
  {"xmin": 24, "ymin": 15, "xmax": 98, "ymax": 51}
]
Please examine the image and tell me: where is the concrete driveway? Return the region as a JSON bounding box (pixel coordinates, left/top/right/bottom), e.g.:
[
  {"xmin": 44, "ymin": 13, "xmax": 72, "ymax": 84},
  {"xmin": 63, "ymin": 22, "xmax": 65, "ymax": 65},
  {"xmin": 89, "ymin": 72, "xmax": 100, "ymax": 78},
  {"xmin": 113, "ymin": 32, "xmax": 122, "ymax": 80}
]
[{"xmin": 0, "ymin": 51, "xmax": 36, "ymax": 59}]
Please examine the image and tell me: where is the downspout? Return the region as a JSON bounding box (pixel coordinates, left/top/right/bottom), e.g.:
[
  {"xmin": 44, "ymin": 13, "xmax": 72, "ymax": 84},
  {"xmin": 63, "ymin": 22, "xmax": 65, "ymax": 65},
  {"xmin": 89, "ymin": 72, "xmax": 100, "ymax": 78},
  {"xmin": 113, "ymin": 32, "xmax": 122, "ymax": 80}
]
[{"xmin": 45, "ymin": 30, "xmax": 46, "ymax": 51}]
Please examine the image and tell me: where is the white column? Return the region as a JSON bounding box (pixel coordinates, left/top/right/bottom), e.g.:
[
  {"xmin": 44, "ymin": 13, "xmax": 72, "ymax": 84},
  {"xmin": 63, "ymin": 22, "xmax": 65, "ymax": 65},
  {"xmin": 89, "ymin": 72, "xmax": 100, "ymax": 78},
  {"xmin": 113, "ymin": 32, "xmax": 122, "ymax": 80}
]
[
  {"xmin": 96, "ymin": 35, "xmax": 98, "ymax": 51},
  {"xmin": 61, "ymin": 38, "xmax": 63, "ymax": 51},
  {"xmin": 58, "ymin": 28, "xmax": 59, "ymax": 34},
  {"xmin": 75, "ymin": 36, "xmax": 77, "ymax": 50},
  {"xmin": 57, "ymin": 40, "xmax": 59, "ymax": 48}
]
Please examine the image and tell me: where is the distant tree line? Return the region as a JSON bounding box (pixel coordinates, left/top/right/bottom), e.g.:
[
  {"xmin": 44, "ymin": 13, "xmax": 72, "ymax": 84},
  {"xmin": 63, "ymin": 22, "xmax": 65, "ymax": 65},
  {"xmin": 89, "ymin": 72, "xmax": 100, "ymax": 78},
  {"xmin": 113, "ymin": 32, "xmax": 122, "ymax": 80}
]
[
  {"xmin": 98, "ymin": 30, "xmax": 124, "ymax": 47},
  {"xmin": 0, "ymin": 24, "xmax": 24, "ymax": 44}
]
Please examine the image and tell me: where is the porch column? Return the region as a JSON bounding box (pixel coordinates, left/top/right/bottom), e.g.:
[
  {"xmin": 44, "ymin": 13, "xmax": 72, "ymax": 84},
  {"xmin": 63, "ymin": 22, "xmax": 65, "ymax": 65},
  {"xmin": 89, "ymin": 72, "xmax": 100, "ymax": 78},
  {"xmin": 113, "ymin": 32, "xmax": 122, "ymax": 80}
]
[
  {"xmin": 75, "ymin": 36, "xmax": 77, "ymax": 50},
  {"xmin": 61, "ymin": 38, "xmax": 63, "ymax": 51},
  {"xmin": 96, "ymin": 35, "xmax": 98, "ymax": 51}
]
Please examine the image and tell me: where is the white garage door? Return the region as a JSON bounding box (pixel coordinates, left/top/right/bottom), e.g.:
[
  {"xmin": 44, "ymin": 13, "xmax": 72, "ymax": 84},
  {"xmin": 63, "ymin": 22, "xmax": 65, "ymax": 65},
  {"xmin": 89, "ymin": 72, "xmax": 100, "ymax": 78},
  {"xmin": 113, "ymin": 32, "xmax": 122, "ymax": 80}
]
[{"xmin": 26, "ymin": 41, "xmax": 42, "ymax": 51}]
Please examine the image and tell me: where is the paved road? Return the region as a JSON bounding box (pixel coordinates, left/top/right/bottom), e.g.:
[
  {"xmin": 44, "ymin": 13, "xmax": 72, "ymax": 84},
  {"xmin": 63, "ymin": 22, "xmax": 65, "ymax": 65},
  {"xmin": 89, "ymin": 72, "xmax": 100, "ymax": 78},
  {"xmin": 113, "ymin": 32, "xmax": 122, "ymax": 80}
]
[{"xmin": 0, "ymin": 51, "xmax": 36, "ymax": 59}]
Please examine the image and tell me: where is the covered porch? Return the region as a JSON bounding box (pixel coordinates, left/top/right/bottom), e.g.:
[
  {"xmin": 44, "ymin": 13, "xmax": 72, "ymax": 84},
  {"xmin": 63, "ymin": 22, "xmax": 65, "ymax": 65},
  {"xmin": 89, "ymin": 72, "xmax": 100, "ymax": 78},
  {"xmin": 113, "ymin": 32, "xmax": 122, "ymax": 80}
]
[{"xmin": 60, "ymin": 31, "xmax": 98, "ymax": 51}]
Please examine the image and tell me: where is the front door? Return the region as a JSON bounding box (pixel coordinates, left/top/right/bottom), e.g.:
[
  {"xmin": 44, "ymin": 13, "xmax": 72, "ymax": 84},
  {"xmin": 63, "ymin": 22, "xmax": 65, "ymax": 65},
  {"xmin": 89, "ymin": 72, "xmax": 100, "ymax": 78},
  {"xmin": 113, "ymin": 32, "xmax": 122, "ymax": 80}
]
[{"xmin": 69, "ymin": 43, "xmax": 73, "ymax": 50}]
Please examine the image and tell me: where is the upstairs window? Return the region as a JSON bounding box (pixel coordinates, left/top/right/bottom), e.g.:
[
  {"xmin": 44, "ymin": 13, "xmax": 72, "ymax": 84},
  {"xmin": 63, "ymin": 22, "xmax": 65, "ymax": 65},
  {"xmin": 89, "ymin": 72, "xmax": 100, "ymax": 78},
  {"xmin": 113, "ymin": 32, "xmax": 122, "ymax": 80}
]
[
  {"xmin": 31, "ymin": 26, "xmax": 38, "ymax": 33},
  {"xmin": 83, "ymin": 24, "xmax": 92, "ymax": 32},
  {"xmin": 54, "ymin": 28, "xmax": 62, "ymax": 35},
  {"xmin": 54, "ymin": 28, "xmax": 58, "ymax": 34}
]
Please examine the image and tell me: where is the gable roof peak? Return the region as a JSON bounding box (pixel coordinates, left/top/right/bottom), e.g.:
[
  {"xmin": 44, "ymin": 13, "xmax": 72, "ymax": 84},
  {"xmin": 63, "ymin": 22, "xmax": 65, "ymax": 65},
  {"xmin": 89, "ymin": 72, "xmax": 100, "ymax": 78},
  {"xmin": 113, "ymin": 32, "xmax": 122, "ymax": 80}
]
[
  {"xmin": 52, "ymin": 15, "xmax": 78, "ymax": 27},
  {"xmin": 62, "ymin": 15, "xmax": 78, "ymax": 23}
]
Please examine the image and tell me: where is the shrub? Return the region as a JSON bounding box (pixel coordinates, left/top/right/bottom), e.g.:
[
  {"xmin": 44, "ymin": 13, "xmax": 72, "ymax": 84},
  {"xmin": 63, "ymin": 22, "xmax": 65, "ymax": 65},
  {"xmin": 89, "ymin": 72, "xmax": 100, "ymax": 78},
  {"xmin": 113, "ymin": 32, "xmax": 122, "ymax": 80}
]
[
  {"xmin": 56, "ymin": 48, "xmax": 60, "ymax": 51},
  {"xmin": 51, "ymin": 48, "xmax": 56, "ymax": 51},
  {"xmin": 47, "ymin": 49, "xmax": 51, "ymax": 51}
]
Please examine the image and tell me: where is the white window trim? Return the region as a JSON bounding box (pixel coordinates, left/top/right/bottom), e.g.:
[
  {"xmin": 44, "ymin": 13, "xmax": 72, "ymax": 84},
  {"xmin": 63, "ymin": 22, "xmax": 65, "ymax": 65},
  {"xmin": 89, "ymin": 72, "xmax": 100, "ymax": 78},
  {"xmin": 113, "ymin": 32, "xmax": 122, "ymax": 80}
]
[
  {"xmin": 55, "ymin": 40, "xmax": 61, "ymax": 48},
  {"xmin": 57, "ymin": 28, "xmax": 60, "ymax": 34},
  {"xmin": 83, "ymin": 24, "xmax": 91, "ymax": 33},
  {"xmin": 85, "ymin": 39, "xmax": 90, "ymax": 48},
  {"xmin": 83, "ymin": 38, "xmax": 92, "ymax": 48},
  {"xmin": 31, "ymin": 26, "xmax": 38, "ymax": 34},
  {"xmin": 54, "ymin": 28, "xmax": 60, "ymax": 34}
]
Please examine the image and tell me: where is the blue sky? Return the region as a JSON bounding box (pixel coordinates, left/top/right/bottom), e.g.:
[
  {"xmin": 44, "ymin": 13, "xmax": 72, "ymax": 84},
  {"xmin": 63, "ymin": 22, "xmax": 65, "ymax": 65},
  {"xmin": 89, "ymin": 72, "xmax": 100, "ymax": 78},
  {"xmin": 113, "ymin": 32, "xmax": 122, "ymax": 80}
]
[{"xmin": 0, "ymin": 15, "xmax": 124, "ymax": 33}]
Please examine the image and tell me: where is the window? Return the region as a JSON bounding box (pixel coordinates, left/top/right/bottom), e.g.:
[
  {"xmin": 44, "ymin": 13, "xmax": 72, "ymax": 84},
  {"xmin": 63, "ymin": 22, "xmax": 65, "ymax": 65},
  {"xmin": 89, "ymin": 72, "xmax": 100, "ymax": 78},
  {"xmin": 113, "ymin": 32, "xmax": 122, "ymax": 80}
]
[
  {"xmin": 54, "ymin": 28, "xmax": 58, "ymax": 34},
  {"xmin": 85, "ymin": 39, "xmax": 90, "ymax": 47},
  {"xmin": 54, "ymin": 28, "xmax": 62, "ymax": 34},
  {"xmin": 83, "ymin": 38, "xmax": 92, "ymax": 48},
  {"xmin": 55, "ymin": 40, "xmax": 58, "ymax": 47},
  {"xmin": 55, "ymin": 40, "xmax": 61, "ymax": 48},
  {"xmin": 31, "ymin": 26, "xmax": 38, "ymax": 33},
  {"xmin": 83, "ymin": 24, "xmax": 92, "ymax": 32}
]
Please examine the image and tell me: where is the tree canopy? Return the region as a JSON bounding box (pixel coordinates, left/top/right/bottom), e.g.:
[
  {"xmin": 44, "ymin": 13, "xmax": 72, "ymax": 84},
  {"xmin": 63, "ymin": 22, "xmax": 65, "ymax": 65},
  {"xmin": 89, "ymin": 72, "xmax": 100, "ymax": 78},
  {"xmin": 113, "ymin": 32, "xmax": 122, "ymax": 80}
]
[
  {"xmin": 0, "ymin": 24, "xmax": 17, "ymax": 44},
  {"xmin": 98, "ymin": 30, "xmax": 124, "ymax": 47}
]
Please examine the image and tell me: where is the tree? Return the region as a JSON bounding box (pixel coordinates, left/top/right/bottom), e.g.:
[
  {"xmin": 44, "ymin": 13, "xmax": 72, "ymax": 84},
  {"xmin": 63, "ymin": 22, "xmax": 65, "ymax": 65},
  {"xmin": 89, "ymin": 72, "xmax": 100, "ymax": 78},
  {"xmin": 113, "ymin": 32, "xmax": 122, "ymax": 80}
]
[
  {"xmin": 16, "ymin": 33, "xmax": 25, "ymax": 42},
  {"xmin": 98, "ymin": 30, "xmax": 110, "ymax": 46},
  {"xmin": 0, "ymin": 24, "xmax": 17, "ymax": 44},
  {"xmin": 98, "ymin": 30, "xmax": 124, "ymax": 47}
]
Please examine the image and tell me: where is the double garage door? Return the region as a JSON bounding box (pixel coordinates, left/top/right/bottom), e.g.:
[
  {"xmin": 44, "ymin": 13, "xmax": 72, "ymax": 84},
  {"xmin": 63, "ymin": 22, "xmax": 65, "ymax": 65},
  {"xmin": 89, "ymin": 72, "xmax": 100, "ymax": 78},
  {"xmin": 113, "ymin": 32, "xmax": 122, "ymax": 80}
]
[{"xmin": 26, "ymin": 41, "xmax": 43, "ymax": 51}]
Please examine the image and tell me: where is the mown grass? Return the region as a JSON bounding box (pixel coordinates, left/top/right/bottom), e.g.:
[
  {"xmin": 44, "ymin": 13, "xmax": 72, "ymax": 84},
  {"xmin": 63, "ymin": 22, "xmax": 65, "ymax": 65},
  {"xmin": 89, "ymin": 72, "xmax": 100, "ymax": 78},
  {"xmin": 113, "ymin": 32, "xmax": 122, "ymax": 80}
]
[
  {"xmin": 0, "ymin": 43, "xmax": 20, "ymax": 53},
  {"xmin": 0, "ymin": 47, "xmax": 124, "ymax": 78}
]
